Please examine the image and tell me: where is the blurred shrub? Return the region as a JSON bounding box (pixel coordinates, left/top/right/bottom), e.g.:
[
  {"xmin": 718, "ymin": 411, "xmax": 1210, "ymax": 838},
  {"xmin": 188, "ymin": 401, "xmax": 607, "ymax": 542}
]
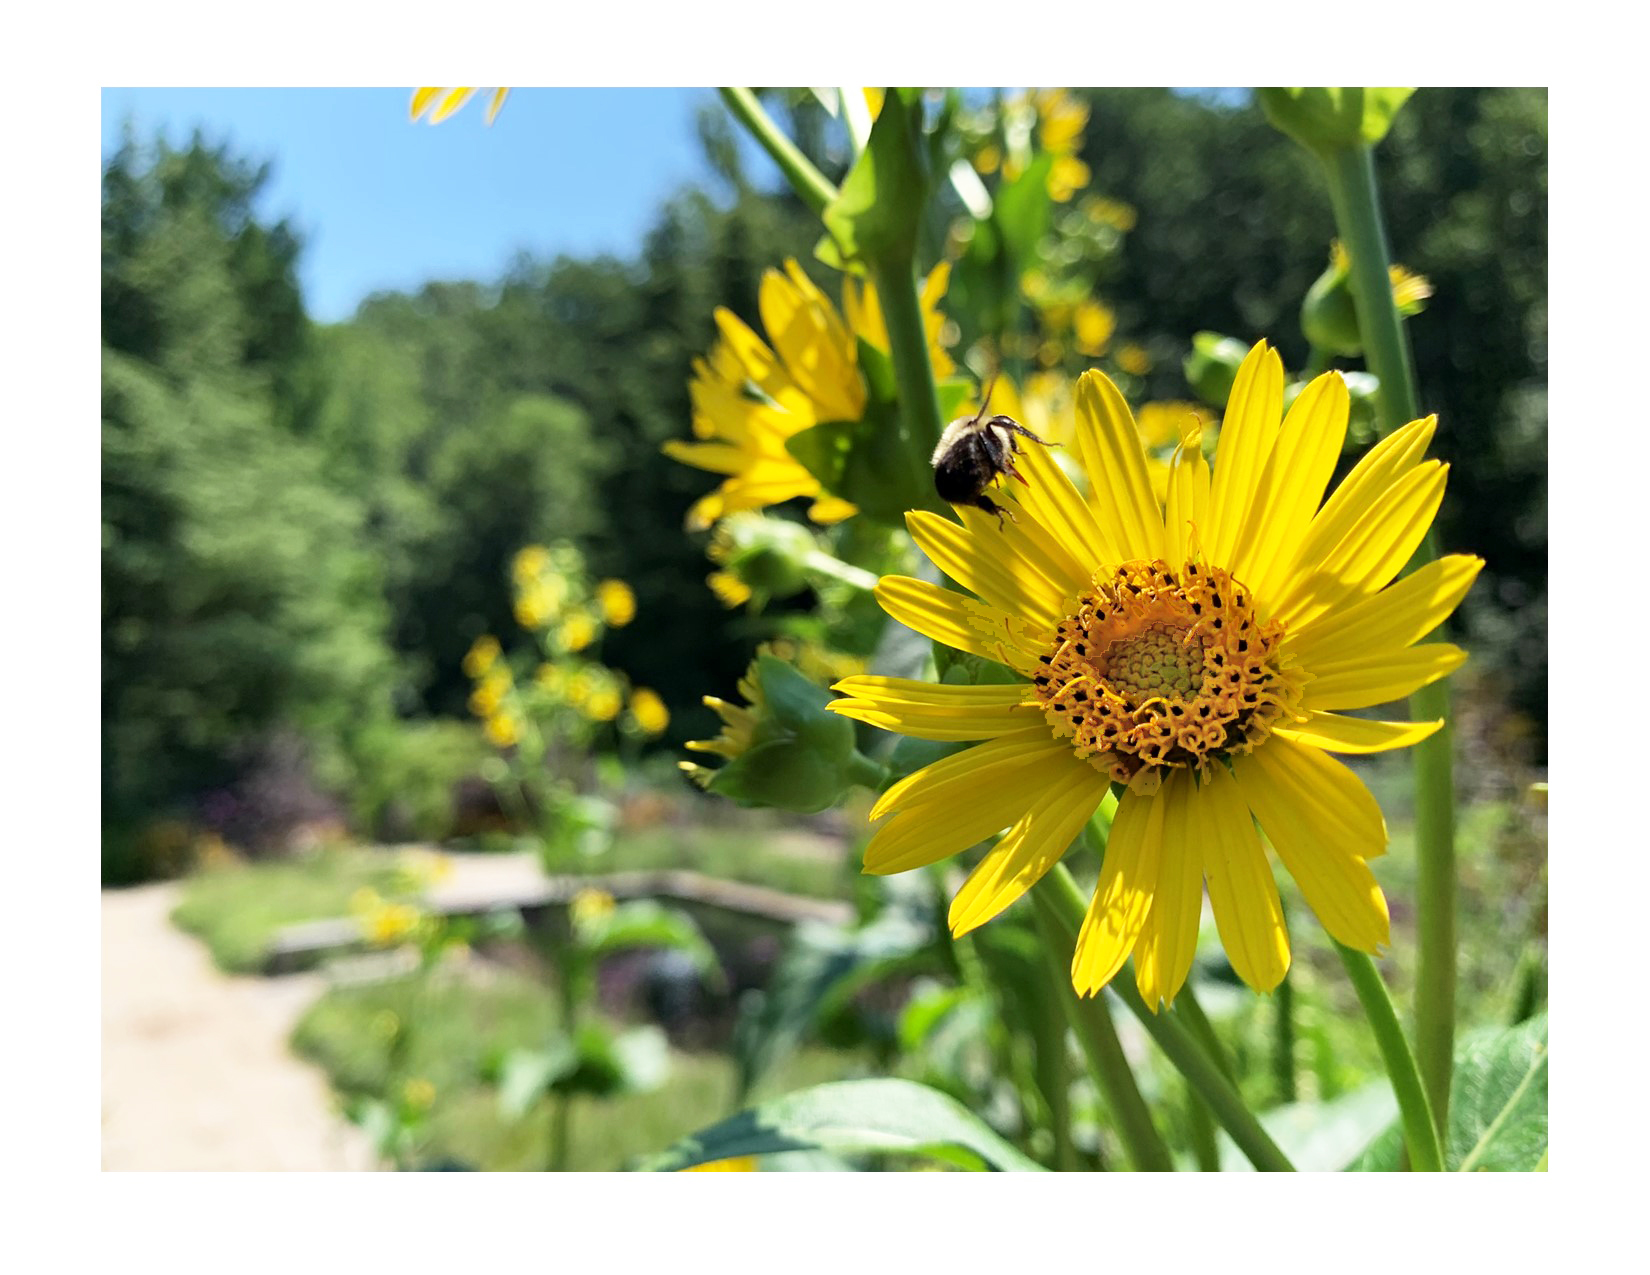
[{"xmin": 347, "ymin": 719, "xmax": 493, "ymax": 843}]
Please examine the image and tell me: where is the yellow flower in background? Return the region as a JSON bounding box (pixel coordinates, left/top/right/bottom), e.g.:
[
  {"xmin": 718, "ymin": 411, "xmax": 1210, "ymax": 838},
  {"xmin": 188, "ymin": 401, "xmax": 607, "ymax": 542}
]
[
  {"xmin": 972, "ymin": 143, "xmax": 1002, "ymax": 176},
  {"xmin": 1033, "ymin": 88, "xmax": 1089, "ymax": 155},
  {"xmin": 841, "ymin": 262, "xmax": 956, "ymax": 378},
  {"xmin": 596, "ymin": 579, "xmax": 637, "ymax": 628},
  {"xmin": 707, "ymin": 570, "xmax": 753, "ymax": 609},
  {"xmin": 1074, "ymin": 300, "xmax": 1116, "ymax": 356},
  {"xmin": 584, "ymin": 686, "xmax": 623, "ymax": 723},
  {"xmin": 1117, "ymin": 343, "xmax": 1153, "ymax": 376},
  {"xmin": 535, "ymin": 662, "xmax": 567, "ymax": 696},
  {"xmin": 683, "ymin": 1156, "xmax": 759, "ymax": 1172},
  {"xmin": 484, "ymin": 711, "xmax": 522, "ymax": 748},
  {"xmin": 512, "ymin": 544, "xmax": 551, "ymax": 581},
  {"xmin": 1047, "ymin": 155, "xmax": 1092, "ymax": 203},
  {"xmin": 352, "ymin": 890, "xmax": 424, "ymax": 947},
  {"xmin": 664, "ymin": 259, "xmax": 955, "ymax": 531},
  {"xmin": 558, "ymin": 611, "xmax": 598, "ymax": 653},
  {"xmin": 468, "ymin": 667, "xmax": 512, "ymax": 719},
  {"xmin": 462, "ymin": 635, "xmax": 501, "ymax": 679},
  {"xmin": 1329, "ymin": 240, "xmax": 1433, "ymax": 313},
  {"xmin": 570, "ymin": 887, "xmax": 618, "ymax": 927},
  {"xmin": 402, "ymin": 1077, "xmax": 437, "ymax": 1113},
  {"xmin": 410, "ymin": 87, "xmax": 510, "ymax": 125},
  {"xmin": 628, "ymin": 687, "xmax": 671, "ymax": 737},
  {"xmin": 515, "ymin": 585, "xmax": 554, "ymax": 632},
  {"xmin": 1081, "ymin": 196, "xmax": 1139, "ymax": 233},
  {"xmin": 830, "ymin": 342, "xmax": 1481, "ymax": 1008}
]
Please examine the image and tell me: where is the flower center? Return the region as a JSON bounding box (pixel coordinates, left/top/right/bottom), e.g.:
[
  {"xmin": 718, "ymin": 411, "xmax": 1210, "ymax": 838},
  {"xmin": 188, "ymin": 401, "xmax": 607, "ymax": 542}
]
[{"xmin": 1032, "ymin": 559, "xmax": 1299, "ymax": 793}]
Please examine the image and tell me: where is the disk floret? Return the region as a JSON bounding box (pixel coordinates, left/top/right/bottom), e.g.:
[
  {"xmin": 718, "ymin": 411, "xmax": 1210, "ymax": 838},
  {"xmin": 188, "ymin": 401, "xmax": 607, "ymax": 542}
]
[{"xmin": 1032, "ymin": 560, "xmax": 1300, "ymax": 791}]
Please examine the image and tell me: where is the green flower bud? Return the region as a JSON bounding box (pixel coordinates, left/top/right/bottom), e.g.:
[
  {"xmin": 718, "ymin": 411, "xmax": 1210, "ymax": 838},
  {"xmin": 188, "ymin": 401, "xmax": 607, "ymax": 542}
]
[
  {"xmin": 1183, "ymin": 332, "xmax": 1249, "ymax": 409},
  {"xmin": 1258, "ymin": 87, "xmax": 1415, "ymax": 154},
  {"xmin": 1302, "ymin": 242, "xmax": 1433, "ymax": 357},
  {"xmin": 706, "ymin": 513, "xmax": 817, "ymax": 610},
  {"xmin": 682, "ymin": 651, "xmax": 883, "ymax": 813}
]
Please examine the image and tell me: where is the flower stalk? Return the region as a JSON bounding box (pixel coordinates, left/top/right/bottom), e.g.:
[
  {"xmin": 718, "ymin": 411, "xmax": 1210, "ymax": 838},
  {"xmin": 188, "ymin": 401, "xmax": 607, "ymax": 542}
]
[
  {"xmin": 1320, "ymin": 137, "xmax": 1457, "ymax": 1137},
  {"xmin": 1335, "ymin": 942, "xmax": 1445, "ymax": 1172},
  {"xmin": 868, "ymin": 255, "xmax": 950, "ymax": 514},
  {"xmin": 1040, "ymin": 864, "xmax": 1295, "ymax": 1172},
  {"xmin": 718, "ymin": 88, "xmax": 839, "ymax": 216}
]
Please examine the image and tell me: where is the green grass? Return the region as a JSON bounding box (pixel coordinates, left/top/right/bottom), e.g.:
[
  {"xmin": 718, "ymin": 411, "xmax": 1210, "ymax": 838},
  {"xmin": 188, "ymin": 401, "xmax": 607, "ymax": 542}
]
[
  {"xmin": 171, "ymin": 845, "xmax": 414, "ymax": 973},
  {"xmin": 292, "ymin": 963, "xmax": 863, "ymax": 1171}
]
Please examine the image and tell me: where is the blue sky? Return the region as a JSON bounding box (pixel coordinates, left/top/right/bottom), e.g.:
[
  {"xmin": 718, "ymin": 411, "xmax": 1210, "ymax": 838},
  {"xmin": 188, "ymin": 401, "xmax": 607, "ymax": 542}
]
[{"xmin": 100, "ymin": 88, "xmax": 752, "ymax": 323}]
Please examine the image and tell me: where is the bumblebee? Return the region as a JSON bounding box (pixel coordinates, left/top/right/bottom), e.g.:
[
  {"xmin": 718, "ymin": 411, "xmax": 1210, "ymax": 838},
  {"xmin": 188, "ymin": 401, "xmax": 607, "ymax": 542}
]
[{"xmin": 929, "ymin": 378, "xmax": 1054, "ymax": 525}]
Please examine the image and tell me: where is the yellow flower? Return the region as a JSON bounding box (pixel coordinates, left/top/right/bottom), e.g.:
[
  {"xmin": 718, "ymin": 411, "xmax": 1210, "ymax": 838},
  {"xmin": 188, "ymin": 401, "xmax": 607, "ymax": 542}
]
[
  {"xmin": 584, "ymin": 687, "xmax": 623, "ymax": 723},
  {"xmin": 485, "ymin": 711, "xmax": 521, "ymax": 748},
  {"xmin": 664, "ymin": 259, "xmax": 954, "ymax": 531},
  {"xmin": 468, "ymin": 667, "xmax": 512, "ymax": 719},
  {"xmin": 1047, "ymin": 155, "xmax": 1092, "ymax": 203},
  {"xmin": 570, "ymin": 887, "xmax": 618, "ymax": 927},
  {"xmin": 558, "ymin": 611, "xmax": 598, "ymax": 653},
  {"xmin": 1081, "ymin": 196, "xmax": 1138, "ymax": 232},
  {"xmin": 707, "ymin": 570, "xmax": 753, "ymax": 609},
  {"xmin": 410, "ymin": 87, "xmax": 510, "ymax": 125},
  {"xmin": 535, "ymin": 662, "xmax": 567, "ymax": 695},
  {"xmin": 515, "ymin": 585, "xmax": 554, "ymax": 632},
  {"xmin": 1327, "ymin": 241, "xmax": 1432, "ymax": 314},
  {"xmin": 682, "ymin": 660, "xmax": 763, "ymax": 782},
  {"xmin": 1074, "ymin": 300, "xmax": 1115, "ymax": 356},
  {"xmin": 596, "ymin": 579, "xmax": 637, "ymax": 628},
  {"xmin": 842, "ymin": 261, "xmax": 956, "ymax": 378},
  {"xmin": 512, "ymin": 544, "xmax": 551, "ymax": 581},
  {"xmin": 1117, "ymin": 343, "xmax": 1153, "ymax": 376},
  {"xmin": 351, "ymin": 890, "xmax": 424, "ymax": 947},
  {"xmin": 628, "ymin": 688, "xmax": 671, "ymax": 737},
  {"xmin": 1033, "ymin": 88, "xmax": 1089, "ymax": 155},
  {"xmin": 829, "ymin": 342, "xmax": 1481, "ymax": 1008},
  {"xmin": 973, "ymin": 143, "xmax": 1002, "ymax": 175},
  {"xmin": 402, "ymin": 1077, "xmax": 437, "ymax": 1113},
  {"xmin": 462, "ymin": 635, "xmax": 501, "ymax": 679},
  {"xmin": 682, "ymin": 1156, "xmax": 758, "ymax": 1172}
]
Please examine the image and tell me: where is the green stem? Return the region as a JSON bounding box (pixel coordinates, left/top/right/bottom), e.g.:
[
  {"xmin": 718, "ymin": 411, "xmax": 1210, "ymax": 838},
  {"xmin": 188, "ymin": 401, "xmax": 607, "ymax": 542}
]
[
  {"xmin": 1321, "ymin": 138, "xmax": 1456, "ymax": 1138},
  {"xmin": 1031, "ymin": 891, "xmax": 1173, "ymax": 1171},
  {"xmin": 1335, "ymin": 943, "xmax": 1445, "ymax": 1173},
  {"xmin": 1170, "ymin": 983, "xmax": 1231, "ymax": 1171},
  {"xmin": 718, "ymin": 88, "xmax": 838, "ymax": 217},
  {"xmin": 1273, "ymin": 967, "xmax": 1298, "ymax": 1104},
  {"xmin": 1042, "ymin": 864, "xmax": 1295, "ymax": 1172},
  {"xmin": 869, "ymin": 255, "xmax": 949, "ymax": 511},
  {"xmin": 801, "ymin": 549, "xmax": 880, "ymax": 592}
]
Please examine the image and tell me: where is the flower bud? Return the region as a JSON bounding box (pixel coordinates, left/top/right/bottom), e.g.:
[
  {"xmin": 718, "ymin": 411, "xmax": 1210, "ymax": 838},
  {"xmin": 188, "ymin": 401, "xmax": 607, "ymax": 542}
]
[
  {"xmin": 1302, "ymin": 241, "xmax": 1433, "ymax": 357},
  {"xmin": 682, "ymin": 651, "xmax": 882, "ymax": 813},
  {"xmin": 1258, "ymin": 87, "xmax": 1414, "ymax": 154},
  {"xmin": 705, "ymin": 513, "xmax": 818, "ymax": 610},
  {"xmin": 1182, "ymin": 332, "xmax": 1249, "ymax": 409}
]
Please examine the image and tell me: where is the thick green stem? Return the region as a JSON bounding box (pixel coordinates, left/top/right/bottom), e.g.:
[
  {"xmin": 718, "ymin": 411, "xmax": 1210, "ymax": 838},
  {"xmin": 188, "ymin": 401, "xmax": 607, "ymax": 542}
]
[
  {"xmin": 718, "ymin": 88, "xmax": 839, "ymax": 216},
  {"xmin": 1042, "ymin": 865, "xmax": 1295, "ymax": 1172},
  {"xmin": 801, "ymin": 549, "xmax": 880, "ymax": 592},
  {"xmin": 1031, "ymin": 891, "xmax": 1173, "ymax": 1171},
  {"xmin": 1335, "ymin": 943, "xmax": 1445, "ymax": 1172},
  {"xmin": 1273, "ymin": 968, "xmax": 1298, "ymax": 1104},
  {"xmin": 1321, "ymin": 139, "xmax": 1456, "ymax": 1137},
  {"xmin": 1171, "ymin": 984, "xmax": 1232, "ymax": 1170},
  {"xmin": 869, "ymin": 254, "xmax": 949, "ymax": 510}
]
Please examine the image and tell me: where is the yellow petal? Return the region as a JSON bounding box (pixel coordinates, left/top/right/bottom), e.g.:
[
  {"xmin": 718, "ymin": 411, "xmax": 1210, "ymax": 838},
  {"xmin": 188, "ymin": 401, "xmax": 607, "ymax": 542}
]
[
  {"xmin": 485, "ymin": 88, "xmax": 510, "ymax": 124},
  {"xmin": 948, "ymin": 764, "xmax": 1108, "ymax": 935},
  {"xmin": 1074, "ymin": 370, "xmax": 1166, "ymax": 561},
  {"xmin": 759, "ymin": 262, "xmax": 862, "ymax": 423},
  {"xmin": 1287, "ymin": 554, "xmax": 1484, "ymax": 666},
  {"xmin": 410, "ymin": 87, "xmax": 442, "ymax": 120},
  {"xmin": 808, "ymin": 495, "xmax": 857, "ymax": 524},
  {"xmin": 662, "ymin": 440, "xmax": 748, "ymax": 475},
  {"xmin": 874, "ymin": 576, "xmax": 1045, "ymax": 673},
  {"xmin": 985, "ymin": 432, "xmax": 1120, "ymax": 574},
  {"xmin": 1274, "ymin": 711, "xmax": 1444, "ymax": 754},
  {"xmin": 711, "ymin": 308, "xmax": 790, "ymax": 402},
  {"xmin": 1302, "ymin": 642, "xmax": 1469, "ymax": 712},
  {"xmin": 1133, "ymin": 769, "xmax": 1202, "ymax": 1010},
  {"xmin": 1233, "ymin": 738, "xmax": 1391, "ymax": 952},
  {"xmin": 1272, "ymin": 461, "xmax": 1449, "ymax": 630},
  {"xmin": 1072, "ymin": 787, "xmax": 1163, "ymax": 996},
  {"xmin": 431, "ymin": 88, "xmax": 477, "ymax": 123},
  {"xmin": 1204, "ymin": 341, "xmax": 1284, "ymax": 567},
  {"xmin": 1199, "ymin": 765, "xmax": 1289, "ymax": 994},
  {"xmin": 1287, "ymin": 415, "xmax": 1436, "ymax": 576},
  {"xmin": 1227, "ymin": 371, "xmax": 1350, "ymax": 607},
  {"xmin": 1163, "ymin": 418, "xmax": 1211, "ymax": 566},
  {"xmin": 907, "ymin": 511, "xmax": 1067, "ymax": 632},
  {"xmin": 864, "ymin": 734, "xmax": 1080, "ymax": 874},
  {"xmin": 828, "ymin": 677, "xmax": 1037, "ymax": 741},
  {"xmin": 957, "ymin": 502, "xmax": 1092, "ymax": 603}
]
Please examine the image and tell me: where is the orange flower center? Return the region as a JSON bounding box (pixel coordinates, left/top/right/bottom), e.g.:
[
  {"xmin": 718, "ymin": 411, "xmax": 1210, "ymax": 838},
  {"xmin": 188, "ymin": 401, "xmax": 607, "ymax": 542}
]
[{"xmin": 1031, "ymin": 560, "xmax": 1300, "ymax": 793}]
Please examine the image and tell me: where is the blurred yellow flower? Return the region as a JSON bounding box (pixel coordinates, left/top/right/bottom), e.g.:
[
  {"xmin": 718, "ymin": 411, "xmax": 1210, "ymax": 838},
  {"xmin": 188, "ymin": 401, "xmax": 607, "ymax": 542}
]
[
  {"xmin": 683, "ymin": 1156, "xmax": 758, "ymax": 1172},
  {"xmin": 596, "ymin": 579, "xmax": 637, "ymax": 628},
  {"xmin": 1033, "ymin": 88, "xmax": 1088, "ymax": 154},
  {"xmin": 1117, "ymin": 343, "xmax": 1153, "ymax": 376},
  {"xmin": 1074, "ymin": 300, "xmax": 1116, "ymax": 356},
  {"xmin": 1081, "ymin": 196, "xmax": 1138, "ymax": 232},
  {"xmin": 972, "ymin": 143, "xmax": 1002, "ymax": 175},
  {"xmin": 352, "ymin": 890, "xmax": 424, "ymax": 947},
  {"xmin": 570, "ymin": 887, "xmax": 618, "ymax": 927},
  {"xmin": 485, "ymin": 712, "xmax": 521, "ymax": 747},
  {"xmin": 558, "ymin": 611, "xmax": 598, "ymax": 653},
  {"xmin": 628, "ymin": 687, "xmax": 671, "ymax": 737},
  {"xmin": 512, "ymin": 544, "xmax": 551, "ymax": 581},
  {"xmin": 410, "ymin": 87, "xmax": 510, "ymax": 125},
  {"xmin": 514, "ymin": 585, "xmax": 554, "ymax": 632},
  {"xmin": 664, "ymin": 259, "xmax": 954, "ymax": 531},
  {"xmin": 469, "ymin": 667, "xmax": 512, "ymax": 719},
  {"xmin": 402, "ymin": 1077, "xmax": 437, "ymax": 1112},
  {"xmin": 1047, "ymin": 154, "xmax": 1092, "ymax": 203},
  {"xmin": 1329, "ymin": 241, "xmax": 1433, "ymax": 314},
  {"xmin": 462, "ymin": 635, "xmax": 501, "ymax": 679},
  {"xmin": 535, "ymin": 662, "xmax": 567, "ymax": 695},
  {"xmin": 584, "ymin": 687, "xmax": 623, "ymax": 723},
  {"xmin": 842, "ymin": 261, "xmax": 957, "ymax": 378},
  {"xmin": 707, "ymin": 570, "xmax": 753, "ymax": 609},
  {"xmin": 682, "ymin": 659, "xmax": 762, "ymax": 784}
]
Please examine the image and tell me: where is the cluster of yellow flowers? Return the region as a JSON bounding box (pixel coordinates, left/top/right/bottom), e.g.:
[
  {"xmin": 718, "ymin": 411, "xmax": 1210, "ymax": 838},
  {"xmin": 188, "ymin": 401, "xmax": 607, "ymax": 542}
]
[
  {"xmin": 463, "ymin": 542, "xmax": 670, "ymax": 748},
  {"xmin": 972, "ymin": 88, "xmax": 1091, "ymax": 203}
]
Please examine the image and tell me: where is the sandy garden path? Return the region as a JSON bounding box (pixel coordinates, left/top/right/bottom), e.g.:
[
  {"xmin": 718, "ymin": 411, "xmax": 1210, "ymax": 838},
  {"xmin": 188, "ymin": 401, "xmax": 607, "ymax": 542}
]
[{"xmin": 101, "ymin": 882, "xmax": 374, "ymax": 1171}]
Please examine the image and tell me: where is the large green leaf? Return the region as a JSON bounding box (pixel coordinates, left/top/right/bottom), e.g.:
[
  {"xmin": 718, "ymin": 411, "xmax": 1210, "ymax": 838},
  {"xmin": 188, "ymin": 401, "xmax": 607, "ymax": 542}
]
[
  {"xmin": 640, "ymin": 1078, "xmax": 1046, "ymax": 1171},
  {"xmin": 822, "ymin": 89, "xmax": 929, "ymax": 269},
  {"xmin": 581, "ymin": 900, "xmax": 725, "ymax": 992},
  {"xmin": 1216, "ymin": 1080, "xmax": 1397, "ymax": 1173},
  {"xmin": 1347, "ymin": 1013, "xmax": 1548, "ymax": 1171}
]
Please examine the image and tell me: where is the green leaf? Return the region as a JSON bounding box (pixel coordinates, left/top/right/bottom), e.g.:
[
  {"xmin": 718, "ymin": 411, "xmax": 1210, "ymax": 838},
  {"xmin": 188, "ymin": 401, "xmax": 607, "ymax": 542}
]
[
  {"xmin": 991, "ymin": 152, "xmax": 1056, "ymax": 271},
  {"xmin": 1216, "ymin": 1080, "xmax": 1397, "ymax": 1172},
  {"xmin": 640, "ymin": 1078, "xmax": 1047, "ymax": 1171},
  {"xmin": 580, "ymin": 900, "xmax": 725, "ymax": 992},
  {"xmin": 1257, "ymin": 88, "xmax": 1416, "ymax": 153},
  {"xmin": 822, "ymin": 89, "xmax": 929, "ymax": 269},
  {"xmin": 1346, "ymin": 1013, "xmax": 1548, "ymax": 1171}
]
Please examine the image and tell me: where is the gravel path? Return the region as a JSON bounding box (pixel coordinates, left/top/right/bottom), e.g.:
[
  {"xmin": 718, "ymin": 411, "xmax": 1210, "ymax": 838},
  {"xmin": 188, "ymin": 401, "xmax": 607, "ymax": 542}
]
[{"xmin": 101, "ymin": 882, "xmax": 374, "ymax": 1171}]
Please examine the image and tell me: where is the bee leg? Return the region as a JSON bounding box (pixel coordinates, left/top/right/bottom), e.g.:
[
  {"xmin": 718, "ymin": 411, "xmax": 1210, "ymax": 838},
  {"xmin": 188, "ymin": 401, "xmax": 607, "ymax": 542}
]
[
  {"xmin": 993, "ymin": 417, "xmax": 1057, "ymax": 449},
  {"xmin": 977, "ymin": 494, "xmax": 1018, "ymax": 528}
]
